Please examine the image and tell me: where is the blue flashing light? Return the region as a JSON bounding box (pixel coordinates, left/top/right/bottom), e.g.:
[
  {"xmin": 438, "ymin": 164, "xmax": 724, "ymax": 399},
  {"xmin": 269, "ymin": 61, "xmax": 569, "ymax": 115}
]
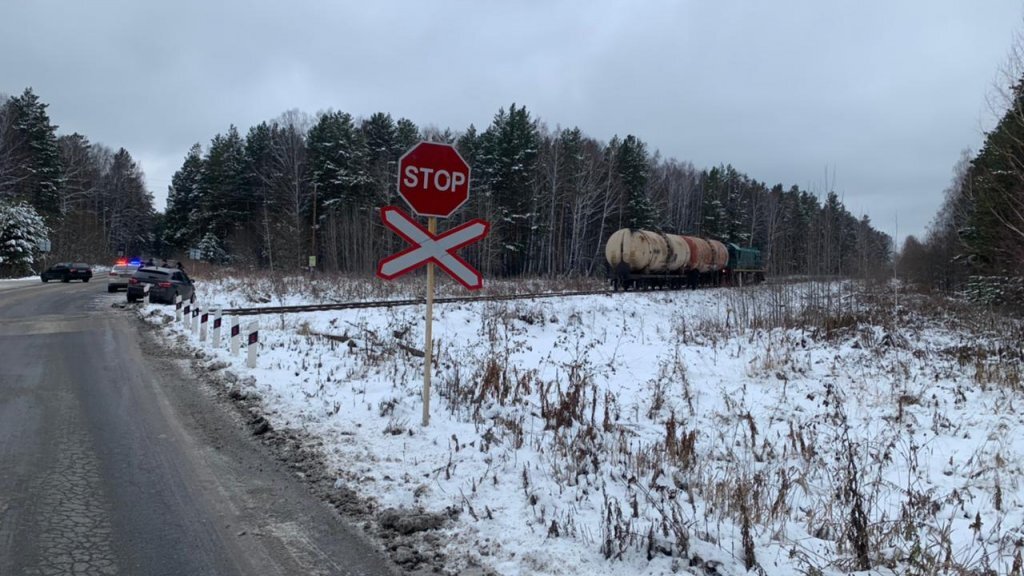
[{"xmin": 129, "ymin": 259, "xmax": 142, "ymax": 266}]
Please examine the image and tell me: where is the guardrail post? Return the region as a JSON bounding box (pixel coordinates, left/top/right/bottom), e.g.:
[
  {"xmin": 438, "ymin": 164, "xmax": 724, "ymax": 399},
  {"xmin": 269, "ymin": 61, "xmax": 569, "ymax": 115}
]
[
  {"xmin": 175, "ymin": 294, "xmax": 183, "ymax": 322},
  {"xmin": 231, "ymin": 317, "xmax": 240, "ymax": 356},
  {"xmin": 212, "ymin": 308, "xmax": 222, "ymax": 348},
  {"xmin": 246, "ymin": 321, "xmax": 258, "ymax": 368},
  {"xmin": 200, "ymin": 307, "xmax": 208, "ymax": 342}
]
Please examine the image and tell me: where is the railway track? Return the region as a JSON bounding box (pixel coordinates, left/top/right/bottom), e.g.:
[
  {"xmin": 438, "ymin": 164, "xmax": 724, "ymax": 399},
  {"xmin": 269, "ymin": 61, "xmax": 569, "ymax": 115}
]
[{"xmin": 222, "ymin": 289, "xmax": 613, "ymax": 316}]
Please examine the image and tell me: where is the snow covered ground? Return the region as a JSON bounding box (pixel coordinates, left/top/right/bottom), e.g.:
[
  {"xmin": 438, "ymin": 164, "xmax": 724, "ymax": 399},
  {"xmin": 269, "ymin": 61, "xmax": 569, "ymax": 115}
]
[{"xmin": 138, "ymin": 275, "xmax": 1024, "ymax": 575}]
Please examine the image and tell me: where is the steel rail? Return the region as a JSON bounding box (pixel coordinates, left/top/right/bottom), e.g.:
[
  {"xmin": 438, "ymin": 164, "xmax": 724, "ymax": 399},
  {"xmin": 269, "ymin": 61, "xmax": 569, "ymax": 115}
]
[{"xmin": 221, "ymin": 289, "xmax": 613, "ymax": 316}]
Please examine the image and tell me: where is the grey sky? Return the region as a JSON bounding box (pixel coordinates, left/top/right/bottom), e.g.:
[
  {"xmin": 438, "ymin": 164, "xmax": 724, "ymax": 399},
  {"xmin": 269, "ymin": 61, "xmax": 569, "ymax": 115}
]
[{"xmin": 2, "ymin": 0, "xmax": 1020, "ymax": 243}]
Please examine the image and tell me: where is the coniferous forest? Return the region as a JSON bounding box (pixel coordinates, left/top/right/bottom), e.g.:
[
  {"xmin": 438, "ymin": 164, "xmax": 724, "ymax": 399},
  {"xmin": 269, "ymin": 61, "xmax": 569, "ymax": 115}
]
[
  {"xmin": 0, "ymin": 88, "xmax": 154, "ymax": 275},
  {"xmin": 897, "ymin": 78, "xmax": 1024, "ymax": 303},
  {"xmin": 19, "ymin": 84, "xmax": 1017, "ymax": 286}
]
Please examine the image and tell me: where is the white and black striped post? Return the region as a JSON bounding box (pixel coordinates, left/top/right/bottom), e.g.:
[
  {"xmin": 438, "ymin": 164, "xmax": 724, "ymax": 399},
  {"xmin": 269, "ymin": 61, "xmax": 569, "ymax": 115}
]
[
  {"xmin": 230, "ymin": 317, "xmax": 240, "ymax": 356},
  {"xmin": 212, "ymin": 308, "xmax": 222, "ymax": 348},
  {"xmin": 175, "ymin": 294, "xmax": 183, "ymax": 322},
  {"xmin": 183, "ymin": 298, "xmax": 192, "ymax": 329},
  {"xmin": 246, "ymin": 321, "xmax": 259, "ymax": 368},
  {"xmin": 199, "ymin": 307, "xmax": 208, "ymax": 342},
  {"xmin": 191, "ymin": 305, "xmax": 200, "ymax": 337}
]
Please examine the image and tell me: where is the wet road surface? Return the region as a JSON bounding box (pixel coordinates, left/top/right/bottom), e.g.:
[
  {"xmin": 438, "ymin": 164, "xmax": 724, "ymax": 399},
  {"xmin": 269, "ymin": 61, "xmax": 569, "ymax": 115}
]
[{"xmin": 0, "ymin": 277, "xmax": 397, "ymax": 575}]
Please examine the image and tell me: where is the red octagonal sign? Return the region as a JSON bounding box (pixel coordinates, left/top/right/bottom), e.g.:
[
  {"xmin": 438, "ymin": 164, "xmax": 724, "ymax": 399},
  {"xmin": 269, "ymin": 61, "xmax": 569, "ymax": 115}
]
[{"xmin": 398, "ymin": 141, "xmax": 471, "ymax": 218}]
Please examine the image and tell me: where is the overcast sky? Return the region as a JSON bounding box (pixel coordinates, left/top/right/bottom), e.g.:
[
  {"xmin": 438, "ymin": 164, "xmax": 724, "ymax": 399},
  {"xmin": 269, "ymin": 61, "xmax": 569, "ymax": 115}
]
[{"xmin": 2, "ymin": 0, "xmax": 1020, "ymax": 242}]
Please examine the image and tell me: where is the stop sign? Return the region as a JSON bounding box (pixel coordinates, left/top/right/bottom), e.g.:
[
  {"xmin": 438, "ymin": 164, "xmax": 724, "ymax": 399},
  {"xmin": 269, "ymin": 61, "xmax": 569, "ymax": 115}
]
[{"xmin": 397, "ymin": 141, "xmax": 471, "ymax": 218}]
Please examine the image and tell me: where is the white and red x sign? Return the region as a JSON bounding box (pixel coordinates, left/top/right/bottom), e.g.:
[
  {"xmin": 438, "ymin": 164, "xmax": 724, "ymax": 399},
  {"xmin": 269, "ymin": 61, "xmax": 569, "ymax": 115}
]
[{"xmin": 376, "ymin": 206, "xmax": 490, "ymax": 290}]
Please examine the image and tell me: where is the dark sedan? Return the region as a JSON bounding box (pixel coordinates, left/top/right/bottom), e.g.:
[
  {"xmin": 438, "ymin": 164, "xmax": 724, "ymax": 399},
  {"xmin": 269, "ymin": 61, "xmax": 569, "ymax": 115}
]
[
  {"xmin": 41, "ymin": 262, "xmax": 93, "ymax": 283},
  {"xmin": 127, "ymin": 267, "xmax": 194, "ymax": 304}
]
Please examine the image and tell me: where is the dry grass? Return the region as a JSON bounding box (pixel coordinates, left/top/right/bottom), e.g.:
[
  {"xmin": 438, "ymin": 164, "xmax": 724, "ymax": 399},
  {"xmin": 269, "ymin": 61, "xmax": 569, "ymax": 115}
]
[{"xmin": 225, "ymin": 273, "xmax": 1024, "ymax": 574}]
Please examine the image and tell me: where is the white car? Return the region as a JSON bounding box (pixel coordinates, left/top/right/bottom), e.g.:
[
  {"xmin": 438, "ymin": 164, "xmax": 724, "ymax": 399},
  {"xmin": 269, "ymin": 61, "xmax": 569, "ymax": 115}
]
[{"xmin": 107, "ymin": 262, "xmax": 141, "ymax": 292}]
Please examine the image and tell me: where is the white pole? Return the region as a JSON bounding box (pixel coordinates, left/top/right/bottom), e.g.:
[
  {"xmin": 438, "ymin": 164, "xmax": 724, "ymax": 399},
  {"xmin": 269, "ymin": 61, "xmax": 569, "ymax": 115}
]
[
  {"xmin": 183, "ymin": 298, "xmax": 192, "ymax": 330},
  {"xmin": 199, "ymin": 307, "xmax": 208, "ymax": 342},
  {"xmin": 231, "ymin": 317, "xmax": 240, "ymax": 356},
  {"xmin": 192, "ymin": 306, "xmax": 200, "ymax": 338},
  {"xmin": 246, "ymin": 321, "xmax": 258, "ymax": 368},
  {"xmin": 175, "ymin": 294, "xmax": 183, "ymax": 322},
  {"xmin": 422, "ymin": 217, "xmax": 436, "ymax": 427},
  {"xmin": 212, "ymin": 308, "xmax": 222, "ymax": 348}
]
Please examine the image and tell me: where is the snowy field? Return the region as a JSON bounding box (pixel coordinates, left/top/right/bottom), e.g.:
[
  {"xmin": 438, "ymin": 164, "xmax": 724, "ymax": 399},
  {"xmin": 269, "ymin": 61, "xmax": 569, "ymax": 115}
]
[{"xmin": 138, "ymin": 275, "xmax": 1024, "ymax": 575}]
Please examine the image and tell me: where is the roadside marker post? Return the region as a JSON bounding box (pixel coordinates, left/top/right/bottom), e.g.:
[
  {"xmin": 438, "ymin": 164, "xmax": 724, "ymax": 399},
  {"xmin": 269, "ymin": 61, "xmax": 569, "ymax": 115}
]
[
  {"xmin": 192, "ymin": 306, "xmax": 200, "ymax": 338},
  {"xmin": 200, "ymin": 308, "xmax": 208, "ymax": 342},
  {"xmin": 183, "ymin": 299, "xmax": 192, "ymax": 330},
  {"xmin": 230, "ymin": 317, "xmax": 240, "ymax": 356},
  {"xmin": 212, "ymin": 308, "xmax": 222, "ymax": 348},
  {"xmin": 246, "ymin": 321, "xmax": 259, "ymax": 368},
  {"xmin": 175, "ymin": 294, "xmax": 182, "ymax": 322}
]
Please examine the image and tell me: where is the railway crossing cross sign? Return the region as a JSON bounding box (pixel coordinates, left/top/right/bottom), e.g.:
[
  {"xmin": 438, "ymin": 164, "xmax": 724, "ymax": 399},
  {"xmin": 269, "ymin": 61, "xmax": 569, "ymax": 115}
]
[
  {"xmin": 384, "ymin": 140, "xmax": 489, "ymax": 428},
  {"xmin": 376, "ymin": 206, "xmax": 489, "ymax": 290}
]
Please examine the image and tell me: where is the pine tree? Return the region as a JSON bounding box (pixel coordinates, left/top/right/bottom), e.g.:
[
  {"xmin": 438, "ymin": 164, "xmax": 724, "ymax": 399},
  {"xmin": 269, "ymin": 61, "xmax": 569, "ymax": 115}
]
[
  {"xmin": 700, "ymin": 166, "xmax": 728, "ymax": 238},
  {"xmin": 395, "ymin": 118, "xmax": 420, "ymax": 153},
  {"xmin": 4, "ymin": 88, "xmax": 62, "ymax": 221},
  {"xmin": 307, "ymin": 111, "xmax": 370, "ymax": 208},
  {"xmin": 197, "ymin": 126, "xmax": 246, "ymax": 251},
  {"xmin": 617, "ymin": 135, "xmax": 655, "ymax": 230},
  {"xmin": 198, "ymin": 231, "xmax": 228, "ymax": 263},
  {"xmin": 306, "ymin": 110, "xmax": 371, "ymax": 270},
  {"xmin": 0, "ymin": 200, "xmax": 49, "ymax": 276},
  {"xmin": 476, "ymin": 104, "xmax": 540, "ymax": 275},
  {"xmin": 164, "ymin": 143, "xmax": 203, "ymax": 252},
  {"xmin": 361, "ymin": 112, "xmax": 400, "ymax": 206},
  {"xmin": 243, "ymin": 122, "xmax": 276, "ymax": 266},
  {"xmin": 102, "ymin": 148, "xmax": 154, "ymax": 257}
]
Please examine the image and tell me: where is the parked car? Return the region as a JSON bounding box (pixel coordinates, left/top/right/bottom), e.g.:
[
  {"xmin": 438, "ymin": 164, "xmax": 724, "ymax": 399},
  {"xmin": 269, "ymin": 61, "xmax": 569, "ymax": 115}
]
[
  {"xmin": 107, "ymin": 261, "xmax": 141, "ymax": 292},
  {"xmin": 41, "ymin": 262, "xmax": 93, "ymax": 283},
  {"xmin": 127, "ymin": 267, "xmax": 194, "ymax": 304}
]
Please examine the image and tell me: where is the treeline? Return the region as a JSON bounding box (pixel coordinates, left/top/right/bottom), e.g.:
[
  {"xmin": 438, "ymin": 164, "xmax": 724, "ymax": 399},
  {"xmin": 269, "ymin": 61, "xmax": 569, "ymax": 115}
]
[
  {"xmin": 165, "ymin": 104, "xmax": 892, "ymax": 278},
  {"xmin": 0, "ymin": 87, "xmax": 892, "ymax": 279},
  {"xmin": 0, "ymin": 88, "xmax": 155, "ymax": 274},
  {"xmin": 898, "ymin": 74, "xmax": 1024, "ymax": 301}
]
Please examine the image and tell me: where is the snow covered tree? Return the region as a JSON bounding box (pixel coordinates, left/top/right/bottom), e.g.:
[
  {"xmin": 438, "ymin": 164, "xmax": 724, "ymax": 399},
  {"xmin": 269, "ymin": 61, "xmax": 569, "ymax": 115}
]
[
  {"xmin": 476, "ymin": 104, "xmax": 540, "ymax": 275},
  {"xmin": 197, "ymin": 231, "xmax": 228, "ymax": 263},
  {"xmin": 198, "ymin": 127, "xmax": 247, "ymax": 245},
  {"xmin": 1, "ymin": 88, "xmax": 62, "ymax": 221},
  {"xmin": 395, "ymin": 118, "xmax": 421, "ymax": 154},
  {"xmin": 101, "ymin": 148, "xmax": 154, "ymax": 258},
  {"xmin": 360, "ymin": 112, "xmax": 400, "ymax": 206},
  {"xmin": 0, "ymin": 200, "xmax": 49, "ymax": 276},
  {"xmin": 700, "ymin": 166, "xmax": 728, "ymax": 238},
  {"xmin": 616, "ymin": 135, "xmax": 655, "ymax": 230},
  {"xmin": 306, "ymin": 110, "xmax": 371, "ymax": 270}
]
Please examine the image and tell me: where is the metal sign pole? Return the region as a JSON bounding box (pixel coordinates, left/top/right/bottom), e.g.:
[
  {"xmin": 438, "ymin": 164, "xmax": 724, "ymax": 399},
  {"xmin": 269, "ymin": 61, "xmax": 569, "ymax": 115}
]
[{"xmin": 422, "ymin": 216, "xmax": 436, "ymax": 427}]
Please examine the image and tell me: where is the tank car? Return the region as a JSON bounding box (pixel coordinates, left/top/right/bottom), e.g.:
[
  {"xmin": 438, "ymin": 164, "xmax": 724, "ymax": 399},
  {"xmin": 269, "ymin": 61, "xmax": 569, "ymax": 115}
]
[{"xmin": 605, "ymin": 228, "xmax": 764, "ymax": 290}]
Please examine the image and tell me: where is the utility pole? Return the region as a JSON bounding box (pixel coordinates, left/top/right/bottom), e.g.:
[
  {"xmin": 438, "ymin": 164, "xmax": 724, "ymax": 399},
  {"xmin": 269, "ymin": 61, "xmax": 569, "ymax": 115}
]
[{"xmin": 310, "ymin": 182, "xmax": 318, "ymax": 273}]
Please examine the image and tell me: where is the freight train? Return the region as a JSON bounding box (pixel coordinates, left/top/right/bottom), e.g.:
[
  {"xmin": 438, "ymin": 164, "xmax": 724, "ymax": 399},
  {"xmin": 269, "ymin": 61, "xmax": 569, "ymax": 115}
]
[{"xmin": 605, "ymin": 228, "xmax": 765, "ymax": 290}]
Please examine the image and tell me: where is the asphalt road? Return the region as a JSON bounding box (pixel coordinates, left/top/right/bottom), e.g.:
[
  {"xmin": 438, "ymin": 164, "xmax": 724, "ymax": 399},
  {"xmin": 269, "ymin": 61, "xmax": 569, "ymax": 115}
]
[{"xmin": 0, "ymin": 276, "xmax": 398, "ymax": 576}]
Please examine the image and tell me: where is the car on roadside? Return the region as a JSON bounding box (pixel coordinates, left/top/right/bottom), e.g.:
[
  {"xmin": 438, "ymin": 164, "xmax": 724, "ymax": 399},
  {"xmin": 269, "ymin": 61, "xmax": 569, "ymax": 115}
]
[
  {"xmin": 41, "ymin": 262, "xmax": 93, "ymax": 283},
  {"xmin": 127, "ymin": 266, "xmax": 194, "ymax": 304},
  {"xmin": 107, "ymin": 261, "xmax": 141, "ymax": 292}
]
